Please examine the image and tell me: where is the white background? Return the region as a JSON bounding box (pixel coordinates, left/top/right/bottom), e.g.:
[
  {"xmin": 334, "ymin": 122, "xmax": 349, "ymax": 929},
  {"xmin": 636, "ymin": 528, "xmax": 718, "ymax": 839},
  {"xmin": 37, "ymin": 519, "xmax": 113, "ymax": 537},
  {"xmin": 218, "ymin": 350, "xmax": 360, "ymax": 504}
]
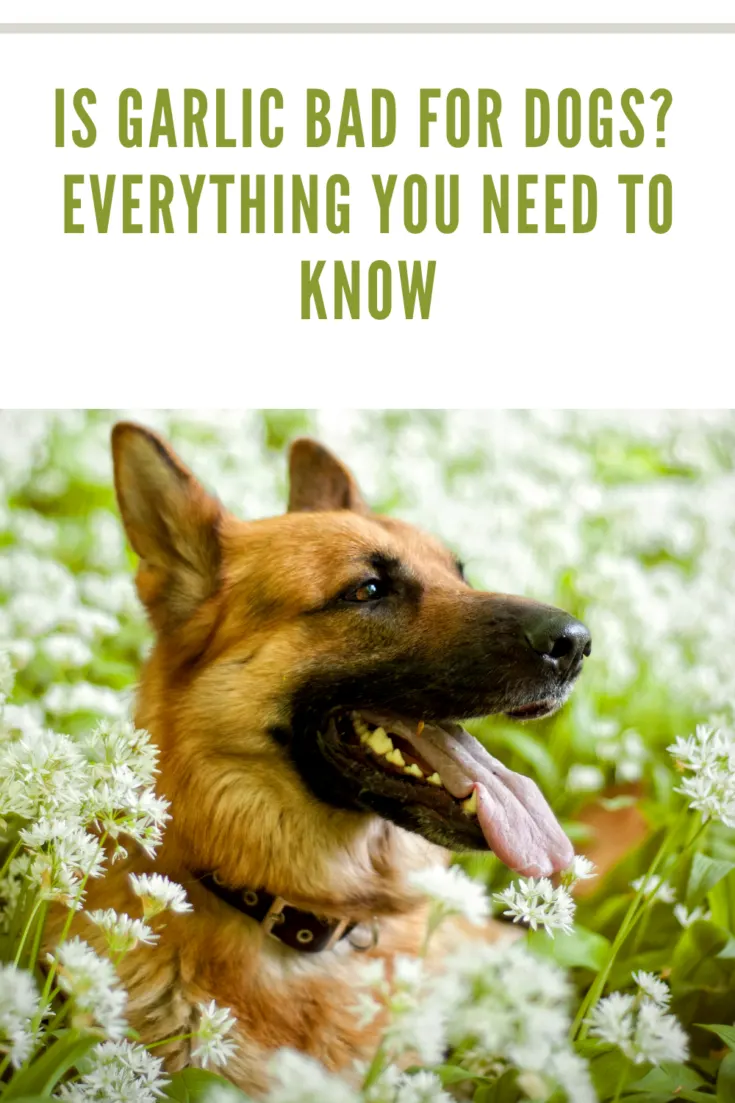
[{"xmin": 0, "ymin": 14, "xmax": 733, "ymax": 406}]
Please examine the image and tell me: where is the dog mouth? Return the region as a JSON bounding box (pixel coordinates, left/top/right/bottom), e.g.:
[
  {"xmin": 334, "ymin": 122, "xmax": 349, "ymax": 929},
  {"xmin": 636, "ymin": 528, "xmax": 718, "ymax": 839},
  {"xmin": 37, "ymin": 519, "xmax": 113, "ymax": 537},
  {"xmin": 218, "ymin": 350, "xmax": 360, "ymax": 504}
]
[
  {"xmin": 504, "ymin": 699, "xmax": 559, "ymax": 721},
  {"xmin": 326, "ymin": 709, "xmax": 574, "ymax": 877}
]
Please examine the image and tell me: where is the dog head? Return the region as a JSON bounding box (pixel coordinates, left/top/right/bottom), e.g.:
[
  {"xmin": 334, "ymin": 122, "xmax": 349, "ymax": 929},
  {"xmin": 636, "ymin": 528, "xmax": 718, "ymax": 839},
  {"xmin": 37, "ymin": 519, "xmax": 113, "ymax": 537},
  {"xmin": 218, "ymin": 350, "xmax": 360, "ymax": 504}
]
[{"xmin": 112, "ymin": 423, "xmax": 590, "ymax": 900}]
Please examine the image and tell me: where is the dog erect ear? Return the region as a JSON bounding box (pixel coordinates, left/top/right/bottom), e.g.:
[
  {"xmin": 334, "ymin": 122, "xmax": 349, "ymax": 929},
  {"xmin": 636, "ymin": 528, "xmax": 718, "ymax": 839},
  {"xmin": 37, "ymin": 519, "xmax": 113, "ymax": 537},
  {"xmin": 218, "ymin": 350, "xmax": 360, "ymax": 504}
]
[
  {"xmin": 111, "ymin": 422, "xmax": 222, "ymax": 633},
  {"xmin": 288, "ymin": 438, "xmax": 369, "ymax": 514}
]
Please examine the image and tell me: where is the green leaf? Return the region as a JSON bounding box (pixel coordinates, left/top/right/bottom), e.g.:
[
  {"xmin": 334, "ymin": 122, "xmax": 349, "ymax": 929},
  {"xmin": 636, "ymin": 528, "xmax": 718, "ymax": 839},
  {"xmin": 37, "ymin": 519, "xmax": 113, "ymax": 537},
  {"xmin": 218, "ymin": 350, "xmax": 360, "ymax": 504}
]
[
  {"xmin": 700, "ymin": 1024, "xmax": 735, "ymax": 1050},
  {"xmin": 628, "ymin": 1062, "xmax": 705, "ymax": 1093},
  {"xmin": 671, "ymin": 920, "xmax": 730, "ymax": 983},
  {"xmin": 590, "ymin": 1049, "xmax": 631, "ymax": 1099},
  {"xmin": 473, "ymin": 1068, "xmax": 520, "ymax": 1103},
  {"xmin": 687, "ymin": 854, "xmax": 735, "ymax": 908},
  {"xmin": 163, "ymin": 1068, "xmax": 248, "ymax": 1101},
  {"xmin": 434, "ymin": 1064, "xmax": 488, "ymax": 1086},
  {"xmin": 2, "ymin": 1030, "xmax": 100, "ymax": 1098},
  {"xmin": 528, "ymin": 924, "xmax": 611, "ymax": 971},
  {"xmin": 717, "ymin": 1050, "xmax": 735, "ymax": 1101}
]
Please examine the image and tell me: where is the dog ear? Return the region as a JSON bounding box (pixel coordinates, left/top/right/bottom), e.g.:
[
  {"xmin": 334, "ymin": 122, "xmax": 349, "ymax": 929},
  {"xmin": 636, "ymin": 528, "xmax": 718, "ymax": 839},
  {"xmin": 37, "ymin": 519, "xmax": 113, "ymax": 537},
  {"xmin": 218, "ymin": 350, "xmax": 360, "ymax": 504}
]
[
  {"xmin": 288, "ymin": 438, "xmax": 369, "ymax": 514},
  {"xmin": 111, "ymin": 422, "xmax": 222, "ymax": 633}
]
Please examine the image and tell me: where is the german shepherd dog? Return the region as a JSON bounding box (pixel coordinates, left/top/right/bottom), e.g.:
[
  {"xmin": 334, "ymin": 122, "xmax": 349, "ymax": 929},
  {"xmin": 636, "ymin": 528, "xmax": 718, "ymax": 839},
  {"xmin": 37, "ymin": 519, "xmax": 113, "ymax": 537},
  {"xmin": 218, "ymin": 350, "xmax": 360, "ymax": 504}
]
[{"xmin": 67, "ymin": 422, "xmax": 591, "ymax": 1094}]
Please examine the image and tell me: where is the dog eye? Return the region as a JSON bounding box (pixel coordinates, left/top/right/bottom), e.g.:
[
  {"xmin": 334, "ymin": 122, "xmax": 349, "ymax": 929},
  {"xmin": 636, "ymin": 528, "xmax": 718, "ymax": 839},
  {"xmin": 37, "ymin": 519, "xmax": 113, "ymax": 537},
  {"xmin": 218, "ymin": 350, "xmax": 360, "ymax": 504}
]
[{"xmin": 342, "ymin": 579, "xmax": 388, "ymax": 603}]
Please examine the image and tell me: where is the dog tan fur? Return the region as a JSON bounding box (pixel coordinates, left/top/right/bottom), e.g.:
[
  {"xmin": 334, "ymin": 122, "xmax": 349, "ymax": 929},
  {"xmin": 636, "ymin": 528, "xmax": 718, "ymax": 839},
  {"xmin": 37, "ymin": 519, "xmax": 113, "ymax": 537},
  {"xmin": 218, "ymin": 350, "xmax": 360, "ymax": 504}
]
[{"xmin": 48, "ymin": 423, "xmax": 590, "ymax": 1094}]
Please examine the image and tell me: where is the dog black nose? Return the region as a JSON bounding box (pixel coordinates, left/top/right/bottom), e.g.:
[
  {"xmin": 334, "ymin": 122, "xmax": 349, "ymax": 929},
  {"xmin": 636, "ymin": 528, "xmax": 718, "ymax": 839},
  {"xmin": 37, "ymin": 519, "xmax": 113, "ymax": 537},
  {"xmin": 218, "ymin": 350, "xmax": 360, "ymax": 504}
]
[{"xmin": 524, "ymin": 608, "xmax": 591, "ymax": 675}]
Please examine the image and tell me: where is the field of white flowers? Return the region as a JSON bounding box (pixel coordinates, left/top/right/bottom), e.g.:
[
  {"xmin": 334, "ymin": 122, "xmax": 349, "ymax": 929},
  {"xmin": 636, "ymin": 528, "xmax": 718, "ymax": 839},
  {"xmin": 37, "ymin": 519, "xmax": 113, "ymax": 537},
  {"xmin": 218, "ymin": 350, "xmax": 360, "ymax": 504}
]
[{"xmin": 1, "ymin": 409, "xmax": 734, "ymax": 1103}]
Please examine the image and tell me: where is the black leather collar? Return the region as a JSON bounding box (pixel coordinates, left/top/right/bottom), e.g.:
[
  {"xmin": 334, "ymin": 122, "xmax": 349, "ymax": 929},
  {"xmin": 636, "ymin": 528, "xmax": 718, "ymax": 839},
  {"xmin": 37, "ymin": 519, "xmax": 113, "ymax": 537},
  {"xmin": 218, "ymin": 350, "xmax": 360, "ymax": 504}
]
[{"xmin": 198, "ymin": 872, "xmax": 358, "ymax": 954}]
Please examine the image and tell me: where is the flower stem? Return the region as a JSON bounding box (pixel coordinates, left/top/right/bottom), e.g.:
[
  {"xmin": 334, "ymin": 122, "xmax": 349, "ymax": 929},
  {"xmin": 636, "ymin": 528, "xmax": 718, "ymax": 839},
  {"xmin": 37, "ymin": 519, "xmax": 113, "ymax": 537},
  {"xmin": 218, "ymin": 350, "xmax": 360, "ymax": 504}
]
[
  {"xmin": 32, "ymin": 832, "xmax": 109, "ymax": 1042},
  {"xmin": 0, "ymin": 837, "xmax": 22, "ymax": 883},
  {"xmin": 147, "ymin": 1032, "xmax": 196, "ymax": 1050},
  {"xmin": 26, "ymin": 899, "xmax": 49, "ymax": 973},
  {"xmin": 362, "ymin": 1042, "xmax": 388, "ymax": 1092},
  {"xmin": 611, "ymin": 1062, "xmax": 628, "ymax": 1103},
  {"xmin": 572, "ymin": 806, "xmax": 688, "ymax": 1040},
  {"xmin": 13, "ymin": 895, "xmax": 43, "ymax": 967}
]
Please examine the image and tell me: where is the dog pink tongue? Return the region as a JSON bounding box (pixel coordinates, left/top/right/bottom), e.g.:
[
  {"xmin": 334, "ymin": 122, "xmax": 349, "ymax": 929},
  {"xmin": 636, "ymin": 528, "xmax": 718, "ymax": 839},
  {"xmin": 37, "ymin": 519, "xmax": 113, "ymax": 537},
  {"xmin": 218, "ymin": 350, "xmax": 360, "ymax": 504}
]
[{"xmin": 379, "ymin": 717, "xmax": 574, "ymax": 878}]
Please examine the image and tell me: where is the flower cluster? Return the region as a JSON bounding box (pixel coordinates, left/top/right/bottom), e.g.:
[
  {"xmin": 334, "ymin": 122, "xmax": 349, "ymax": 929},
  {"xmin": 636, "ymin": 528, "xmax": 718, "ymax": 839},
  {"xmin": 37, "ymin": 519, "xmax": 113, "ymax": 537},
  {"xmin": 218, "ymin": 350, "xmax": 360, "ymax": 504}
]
[
  {"xmin": 0, "ymin": 963, "xmax": 40, "ymax": 1069},
  {"xmin": 669, "ymin": 723, "xmax": 735, "ymax": 827},
  {"xmin": 587, "ymin": 972, "xmax": 689, "ymax": 1065},
  {"xmin": 494, "ymin": 877, "xmax": 576, "ymax": 938}
]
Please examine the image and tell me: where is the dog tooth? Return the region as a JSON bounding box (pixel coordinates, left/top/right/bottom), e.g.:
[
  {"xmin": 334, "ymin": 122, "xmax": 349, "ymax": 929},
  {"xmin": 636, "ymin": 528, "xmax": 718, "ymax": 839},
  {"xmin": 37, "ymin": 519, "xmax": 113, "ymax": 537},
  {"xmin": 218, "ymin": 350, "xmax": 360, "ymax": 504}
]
[
  {"xmin": 416, "ymin": 721, "xmax": 425, "ymax": 736},
  {"xmin": 404, "ymin": 763, "xmax": 424, "ymax": 779},
  {"xmin": 385, "ymin": 748, "xmax": 405, "ymax": 768},
  {"xmin": 366, "ymin": 727, "xmax": 393, "ymax": 756},
  {"xmin": 461, "ymin": 790, "xmax": 478, "ymax": 816},
  {"xmin": 427, "ymin": 772, "xmax": 443, "ymax": 787}
]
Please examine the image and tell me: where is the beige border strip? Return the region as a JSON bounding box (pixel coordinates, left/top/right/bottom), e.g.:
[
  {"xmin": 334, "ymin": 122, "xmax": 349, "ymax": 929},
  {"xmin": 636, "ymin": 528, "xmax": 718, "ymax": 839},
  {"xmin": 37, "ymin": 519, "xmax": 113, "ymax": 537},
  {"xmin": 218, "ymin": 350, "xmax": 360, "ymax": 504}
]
[{"xmin": 0, "ymin": 23, "xmax": 734, "ymax": 34}]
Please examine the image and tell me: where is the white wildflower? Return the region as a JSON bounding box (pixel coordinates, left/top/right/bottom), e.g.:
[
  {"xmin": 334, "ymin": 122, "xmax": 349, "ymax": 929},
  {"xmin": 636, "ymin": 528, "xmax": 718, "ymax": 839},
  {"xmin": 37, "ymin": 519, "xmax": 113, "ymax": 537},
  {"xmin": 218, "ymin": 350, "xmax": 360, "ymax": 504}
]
[
  {"xmin": 408, "ymin": 864, "xmax": 490, "ymax": 926},
  {"xmin": 0, "ymin": 650, "xmax": 15, "ymax": 703},
  {"xmin": 633, "ymin": 999, "xmax": 689, "ymax": 1064},
  {"xmin": 39, "ymin": 634, "xmax": 93, "ymax": 668},
  {"xmin": 435, "ymin": 941, "xmax": 590, "ymax": 1100},
  {"xmin": 53, "ymin": 936, "xmax": 127, "ymax": 1038},
  {"xmin": 192, "ymin": 999, "xmax": 238, "ymax": 1068},
  {"xmin": 57, "ymin": 1039, "xmax": 168, "ymax": 1102},
  {"xmin": 86, "ymin": 909, "xmax": 158, "ymax": 955},
  {"xmin": 78, "ymin": 721, "xmax": 170, "ymax": 859},
  {"xmin": 0, "ymin": 963, "xmax": 40, "ymax": 1069},
  {"xmin": 630, "ymin": 874, "xmax": 676, "ymax": 904},
  {"xmin": 566, "ymin": 764, "xmax": 605, "ymax": 793},
  {"xmin": 587, "ymin": 977, "xmax": 688, "ymax": 1065},
  {"xmin": 633, "ymin": 970, "xmax": 671, "ymax": 1007},
  {"xmin": 393, "ymin": 1070, "xmax": 453, "ymax": 1103},
  {"xmin": 668, "ymin": 724, "xmax": 735, "ymax": 827},
  {"xmin": 673, "ymin": 903, "xmax": 712, "ymax": 927},
  {"xmin": 0, "ymin": 728, "xmax": 87, "ymax": 820},
  {"xmin": 20, "ymin": 818, "xmax": 106, "ymax": 907},
  {"xmin": 586, "ymin": 992, "xmax": 636, "ymax": 1051},
  {"xmin": 560, "ymin": 855, "xmax": 597, "ymax": 888},
  {"xmin": 494, "ymin": 877, "xmax": 576, "ymax": 937},
  {"xmin": 350, "ymin": 991, "xmax": 382, "ymax": 1029},
  {"xmin": 44, "ymin": 682, "xmax": 125, "ymax": 719},
  {"xmin": 128, "ymin": 872, "xmax": 192, "ymax": 919},
  {"xmin": 268, "ymin": 1047, "xmax": 360, "ymax": 1103},
  {"xmin": 354, "ymin": 953, "xmax": 446, "ymax": 1065}
]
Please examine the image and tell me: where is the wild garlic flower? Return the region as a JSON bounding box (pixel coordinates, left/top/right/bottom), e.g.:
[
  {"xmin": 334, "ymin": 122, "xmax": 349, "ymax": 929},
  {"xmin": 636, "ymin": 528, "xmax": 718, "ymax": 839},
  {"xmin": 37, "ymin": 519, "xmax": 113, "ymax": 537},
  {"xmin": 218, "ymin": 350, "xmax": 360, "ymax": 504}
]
[
  {"xmin": 20, "ymin": 818, "xmax": 106, "ymax": 907},
  {"xmin": 560, "ymin": 855, "xmax": 597, "ymax": 888},
  {"xmin": 56, "ymin": 1039, "xmax": 169, "ymax": 1102},
  {"xmin": 355, "ymin": 954, "xmax": 447, "ymax": 1065},
  {"xmin": 128, "ymin": 872, "xmax": 192, "ymax": 919},
  {"xmin": 566, "ymin": 764, "xmax": 605, "ymax": 793},
  {"xmin": 0, "ymin": 650, "xmax": 14, "ymax": 703},
  {"xmin": 78, "ymin": 721, "xmax": 171, "ymax": 859},
  {"xmin": 392, "ymin": 1070, "xmax": 453, "ymax": 1103},
  {"xmin": 494, "ymin": 877, "xmax": 576, "ymax": 937},
  {"xmin": 268, "ymin": 1047, "xmax": 360, "ymax": 1103},
  {"xmin": 630, "ymin": 874, "xmax": 676, "ymax": 904},
  {"xmin": 86, "ymin": 909, "xmax": 158, "ymax": 955},
  {"xmin": 0, "ymin": 963, "xmax": 40, "ymax": 1069},
  {"xmin": 407, "ymin": 864, "xmax": 490, "ymax": 926},
  {"xmin": 668, "ymin": 724, "xmax": 735, "ymax": 827},
  {"xmin": 0, "ymin": 728, "xmax": 88, "ymax": 821},
  {"xmin": 433, "ymin": 942, "xmax": 594, "ymax": 1103},
  {"xmin": 673, "ymin": 903, "xmax": 712, "ymax": 927},
  {"xmin": 52, "ymin": 936, "xmax": 127, "ymax": 1039},
  {"xmin": 632, "ymin": 970, "xmax": 671, "ymax": 1007},
  {"xmin": 191, "ymin": 999, "xmax": 238, "ymax": 1069},
  {"xmin": 587, "ymin": 974, "xmax": 688, "ymax": 1065}
]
